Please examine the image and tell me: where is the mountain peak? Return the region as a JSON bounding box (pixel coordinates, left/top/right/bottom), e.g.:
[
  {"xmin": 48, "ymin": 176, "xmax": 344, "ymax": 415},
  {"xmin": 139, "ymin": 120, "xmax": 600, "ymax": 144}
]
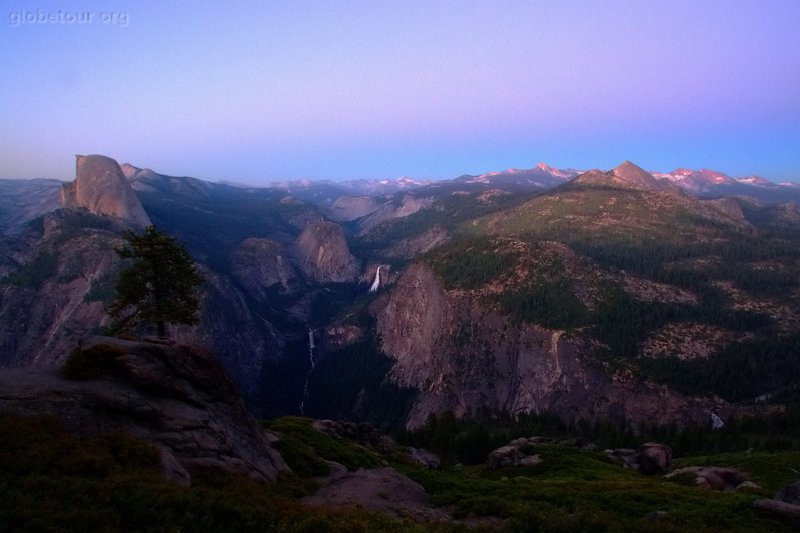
[
  {"xmin": 573, "ymin": 161, "xmax": 665, "ymax": 191},
  {"xmin": 60, "ymin": 154, "xmax": 151, "ymax": 226},
  {"xmin": 611, "ymin": 161, "xmax": 660, "ymax": 186}
]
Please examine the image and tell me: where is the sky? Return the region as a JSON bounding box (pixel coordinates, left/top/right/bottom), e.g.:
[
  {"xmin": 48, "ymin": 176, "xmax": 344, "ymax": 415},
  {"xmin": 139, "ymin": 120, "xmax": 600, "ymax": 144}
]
[{"xmin": 1, "ymin": 0, "xmax": 799, "ymax": 184}]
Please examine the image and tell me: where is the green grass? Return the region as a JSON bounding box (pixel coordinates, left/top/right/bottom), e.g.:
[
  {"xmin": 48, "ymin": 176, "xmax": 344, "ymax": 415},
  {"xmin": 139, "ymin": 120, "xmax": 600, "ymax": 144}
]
[
  {"xmin": 399, "ymin": 444, "xmax": 797, "ymax": 532},
  {"xmin": 0, "ymin": 413, "xmax": 429, "ymax": 532},
  {"xmin": 264, "ymin": 416, "xmax": 385, "ymax": 475},
  {"xmin": 674, "ymin": 451, "xmax": 800, "ymax": 494},
  {"xmin": 3, "ymin": 412, "xmax": 798, "ymax": 532}
]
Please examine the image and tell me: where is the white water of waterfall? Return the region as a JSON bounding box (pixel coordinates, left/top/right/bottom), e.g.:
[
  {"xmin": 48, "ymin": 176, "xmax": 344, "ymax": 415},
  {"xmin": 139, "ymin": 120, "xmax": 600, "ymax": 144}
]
[
  {"xmin": 369, "ymin": 265, "xmax": 381, "ymax": 293},
  {"xmin": 299, "ymin": 328, "xmax": 315, "ymax": 415}
]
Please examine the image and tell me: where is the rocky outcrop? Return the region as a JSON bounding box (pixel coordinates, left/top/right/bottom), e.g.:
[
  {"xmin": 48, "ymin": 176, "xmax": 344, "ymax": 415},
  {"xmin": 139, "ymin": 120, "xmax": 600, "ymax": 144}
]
[
  {"xmin": 0, "ymin": 211, "xmax": 126, "ymax": 367},
  {"xmin": 0, "ymin": 336, "xmax": 288, "ymax": 484},
  {"xmin": 777, "ymin": 480, "xmax": 800, "ymax": 504},
  {"xmin": 666, "ymin": 466, "xmax": 753, "ymax": 490},
  {"xmin": 487, "ymin": 442, "xmax": 543, "ymax": 469},
  {"xmin": 385, "ymin": 225, "xmax": 449, "ymax": 258},
  {"xmin": 0, "ymin": 208, "xmax": 281, "ymax": 400},
  {"xmin": 292, "ymin": 221, "xmax": 359, "ymax": 283},
  {"xmin": 328, "ymin": 196, "xmax": 379, "ymax": 222},
  {"xmin": 753, "ymin": 499, "xmax": 800, "ymax": 529},
  {"xmin": 372, "ymin": 262, "xmax": 732, "ymax": 429},
  {"xmin": 406, "ymin": 447, "xmax": 441, "ymax": 469},
  {"xmin": 61, "ymin": 155, "xmax": 151, "ymax": 227},
  {"xmin": 357, "ymin": 195, "xmax": 434, "ymax": 234},
  {"xmin": 232, "ymin": 238, "xmax": 298, "ymax": 295},
  {"xmin": 302, "ymin": 467, "xmax": 450, "ymax": 522},
  {"xmin": 709, "ymin": 197, "xmax": 747, "ymax": 223},
  {"xmin": 606, "ymin": 443, "xmax": 673, "ymax": 475},
  {"xmin": 751, "ymin": 480, "xmax": 800, "ymax": 528},
  {"xmin": 312, "ymin": 419, "xmax": 395, "ymax": 454}
]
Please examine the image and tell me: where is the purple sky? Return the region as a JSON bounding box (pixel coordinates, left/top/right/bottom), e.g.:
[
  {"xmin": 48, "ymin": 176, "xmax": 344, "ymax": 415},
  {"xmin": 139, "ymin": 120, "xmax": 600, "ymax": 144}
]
[{"xmin": 1, "ymin": 0, "xmax": 799, "ymax": 184}]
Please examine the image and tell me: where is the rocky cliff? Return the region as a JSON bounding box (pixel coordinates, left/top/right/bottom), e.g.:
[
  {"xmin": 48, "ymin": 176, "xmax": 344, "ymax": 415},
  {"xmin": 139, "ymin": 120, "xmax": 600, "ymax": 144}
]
[
  {"xmin": 292, "ymin": 221, "xmax": 359, "ymax": 283},
  {"xmin": 0, "ymin": 336, "xmax": 288, "ymax": 484},
  {"xmin": 0, "ymin": 209, "xmax": 283, "ymax": 399},
  {"xmin": 232, "ymin": 238, "xmax": 298, "ymax": 295},
  {"xmin": 328, "ymin": 196, "xmax": 379, "ymax": 222},
  {"xmin": 61, "ymin": 155, "xmax": 151, "ymax": 227},
  {"xmin": 371, "ymin": 263, "xmax": 731, "ymax": 429},
  {"xmin": 0, "ymin": 211, "xmax": 126, "ymax": 367}
]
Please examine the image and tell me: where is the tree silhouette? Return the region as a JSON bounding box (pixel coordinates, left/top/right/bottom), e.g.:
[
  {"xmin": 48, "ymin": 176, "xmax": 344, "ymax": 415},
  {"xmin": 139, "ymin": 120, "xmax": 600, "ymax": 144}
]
[{"xmin": 108, "ymin": 226, "xmax": 203, "ymax": 337}]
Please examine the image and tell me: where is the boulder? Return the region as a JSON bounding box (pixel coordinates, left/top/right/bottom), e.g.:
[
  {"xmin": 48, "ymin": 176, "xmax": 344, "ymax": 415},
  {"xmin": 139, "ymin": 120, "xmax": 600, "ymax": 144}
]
[
  {"xmin": 605, "ymin": 448, "xmax": 639, "ymax": 469},
  {"xmin": 407, "ymin": 447, "xmax": 441, "ymax": 469},
  {"xmin": 0, "ymin": 336, "xmax": 288, "ymax": 484},
  {"xmin": 302, "ymin": 467, "xmax": 450, "ymax": 522},
  {"xmin": 736, "ymin": 481, "xmax": 761, "ymax": 491},
  {"xmin": 699, "ymin": 470, "xmax": 726, "ymax": 491},
  {"xmin": 666, "ymin": 466, "xmax": 751, "ymax": 491},
  {"xmin": 753, "ymin": 498, "xmax": 800, "ymax": 529},
  {"xmin": 518, "ymin": 454, "xmax": 543, "ymax": 467},
  {"xmin": 695, "ymin": 477, "xmax": 712, "ymax": 490},
  {"xmin": 487, "ymin": 445, "xmax": 523, "ymax": 469},
  {"xmin": 637, "ymin": 443, "xmax": 672, "ymax": 475},
  {"xmin": 606, "ymin": 443, "xmax": 672, "ymax": 475},
  {"xmin": 777, "ymin": 480, "xmax": 800, "ymax": 505}
]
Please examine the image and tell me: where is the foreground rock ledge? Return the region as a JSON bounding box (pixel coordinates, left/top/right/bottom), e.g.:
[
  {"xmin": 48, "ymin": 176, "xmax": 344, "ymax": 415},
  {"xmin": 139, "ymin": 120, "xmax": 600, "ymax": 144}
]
[{"xmin": 0, "ymin": 336, "xmax": 287, "ymax": 485}]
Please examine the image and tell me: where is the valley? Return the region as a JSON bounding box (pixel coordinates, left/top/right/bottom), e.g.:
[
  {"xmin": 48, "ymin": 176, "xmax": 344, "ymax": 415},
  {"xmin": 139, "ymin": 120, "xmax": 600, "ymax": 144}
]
[
  {"xmin": 2, "ymin": 155, "xmax": 799, "ymax": 431},
  {"xmin": 1, "ymin": 155, "xmax": 800, "ymax": 530}
]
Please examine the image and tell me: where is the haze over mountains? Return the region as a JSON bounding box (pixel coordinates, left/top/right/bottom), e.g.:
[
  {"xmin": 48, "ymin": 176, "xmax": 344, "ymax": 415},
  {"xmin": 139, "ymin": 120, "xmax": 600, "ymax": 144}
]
[{"xmin": 1, "ymin": 155, "xmax": 799, "ymax": 432}]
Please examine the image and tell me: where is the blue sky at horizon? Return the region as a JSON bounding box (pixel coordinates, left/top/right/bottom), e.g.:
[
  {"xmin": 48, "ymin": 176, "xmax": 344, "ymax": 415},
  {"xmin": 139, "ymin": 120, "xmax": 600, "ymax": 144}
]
[{"xmin": 1, "ymin": 1, "xmax": 799, "ymax": 184}]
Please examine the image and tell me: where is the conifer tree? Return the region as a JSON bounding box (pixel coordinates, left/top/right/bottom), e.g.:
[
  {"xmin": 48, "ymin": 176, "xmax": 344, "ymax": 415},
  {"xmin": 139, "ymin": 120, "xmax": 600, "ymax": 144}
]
[{"xmin": 108, "ymin": 226, "xmax": 203, "ymax": 337}]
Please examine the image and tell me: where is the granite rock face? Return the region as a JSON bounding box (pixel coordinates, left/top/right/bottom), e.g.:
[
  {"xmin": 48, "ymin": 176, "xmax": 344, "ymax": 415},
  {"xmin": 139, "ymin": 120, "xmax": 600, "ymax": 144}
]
[
  {"xmin": 292, "ymin": 221, "xmax": 359, "ymax": 283},
  {"xmin": 0, "ymin": 211, "xmax": 126, "ymax": 367},
  {"xmin": 372, "ymin": 262, "xmax": 732, "ymax": 429},
  {"xmin": 0, "ymin": 337, "xmax": 288, "ymax": 484},
  {"xmin": 232, "ymin": 238, "xmax": 298, "ymax": 295},
  {"xmin": 61, "ymin": 155, "xmax": 151, "ymax": 227}
]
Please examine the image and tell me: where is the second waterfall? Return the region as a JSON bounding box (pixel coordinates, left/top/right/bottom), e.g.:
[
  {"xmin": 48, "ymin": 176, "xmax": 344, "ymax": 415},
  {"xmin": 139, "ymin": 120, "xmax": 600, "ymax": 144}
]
[{"xmin": 298, "ymin": 328, "xmax": 316, "ymax": 416}]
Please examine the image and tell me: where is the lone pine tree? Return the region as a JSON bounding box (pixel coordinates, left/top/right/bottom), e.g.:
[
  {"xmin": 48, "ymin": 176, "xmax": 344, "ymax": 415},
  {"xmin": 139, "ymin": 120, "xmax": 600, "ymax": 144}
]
[{"xmin": 108, "ymin": 225, "xmax": 203, "ymax": 337}]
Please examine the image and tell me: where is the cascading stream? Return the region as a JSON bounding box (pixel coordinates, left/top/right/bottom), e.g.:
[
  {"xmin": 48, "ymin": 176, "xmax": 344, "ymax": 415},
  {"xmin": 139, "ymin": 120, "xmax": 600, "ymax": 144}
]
[{"xmin": 298, "ymin": 328, "xmax": 315, "ymax": 415}]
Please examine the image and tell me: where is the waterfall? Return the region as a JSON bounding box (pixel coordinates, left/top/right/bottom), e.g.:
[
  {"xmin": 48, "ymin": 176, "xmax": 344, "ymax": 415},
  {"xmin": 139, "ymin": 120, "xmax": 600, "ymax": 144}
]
[
  {"xmin": 299, "ymin": 328, "xmax": 315, "ymax": 416},
  {"xmin": 369, "ymin": 265, "xmax": 382, "ymax": 293}
]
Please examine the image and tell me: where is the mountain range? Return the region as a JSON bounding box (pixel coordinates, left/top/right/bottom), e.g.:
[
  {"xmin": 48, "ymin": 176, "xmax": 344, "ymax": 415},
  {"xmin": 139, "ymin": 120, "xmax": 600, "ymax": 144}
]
[{"xmin": 1, "ymin": 155, "xmax": 799, "ymax": 432}]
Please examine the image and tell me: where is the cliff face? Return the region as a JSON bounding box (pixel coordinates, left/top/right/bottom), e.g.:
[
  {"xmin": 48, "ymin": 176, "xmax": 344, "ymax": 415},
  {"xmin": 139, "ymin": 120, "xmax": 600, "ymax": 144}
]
[
  {"xmin": 292, "ymin": 221, "xmax": 359, "ymax": 283},
  {"xmin": 328, "ymin": 196, "xmax": 379, "ymax": 222},
  {"xmin": 372, "ymin": 263, "xmax": 729, "ymax": 429},
  {"xmin": 171, "ymin": 266, "xmax": 282, "ymax": 397},
  {"xmin": 61, "ymin": 155, "xmax": 151, "ymax": 227},
  {"xmin": 0, "ymin": 211, "xmax": 126, "ymax": 367},
  {"xmin": 232, "ymin": 238, "xmax": 298, "ymax": 295},
  {"xmin": 0, "ymin": 337, "xmax": 288, "ymax": 484},
  {"xmin": 356, "ymin": 195, "xmax": 434, "ymax": 234},
  {"xmin": 0, "ymin": 211, "xmax": 281, "ymax": 398}
]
